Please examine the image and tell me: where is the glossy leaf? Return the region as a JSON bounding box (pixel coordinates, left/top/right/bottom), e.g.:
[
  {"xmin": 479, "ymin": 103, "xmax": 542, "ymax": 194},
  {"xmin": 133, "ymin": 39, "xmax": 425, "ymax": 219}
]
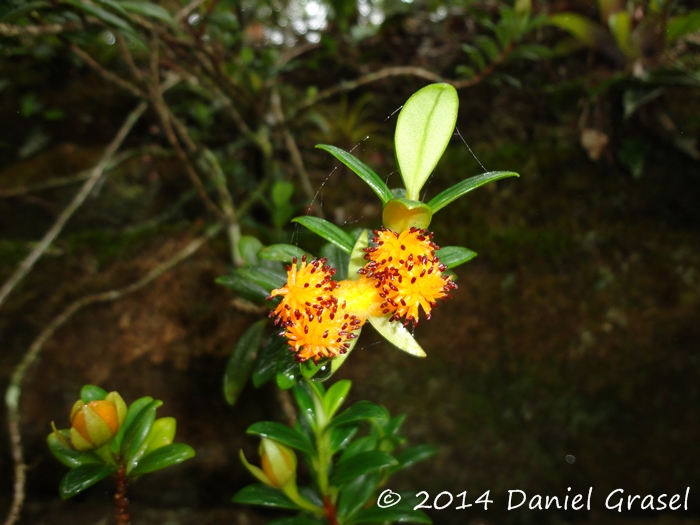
[
  {"xmin": 388, "ymin": 444, "xmax": 438, "ymax": 473},
  {"xmin": 247, "ymin": 421, "xmax": 315, "ymax": 455},
  {"xmin": 129, "ymin": 443, "xmax": 195, "ymax": 476},
  {"xmin": 216, "ymin": 273, "xmax": 270, "ymax": 302},
  {"xmin": 323, "ymin": 380, "xmax": 351, "ymax": 420},
  {"xmin": 292, "ymin": 216, "xmax": 354, "ymax": 253},
  {"xmin": 292, "ymin": 383, "xmax": 317, "ymax": 430},
  {"xmin": 259, "ymin": 244, "xmax": 309, "ymax": 263},
  {"xmin": 337, "ymin": 472, "xmax": 380, "ymax": 522},
  {"xmin": 347, "ymin": 230, "xmax": 368, "ymax": 281},
  {"xmin": 435, "ymin": 246, "xmax": 477, "ymax": 268},
  {"xmin": 238, "ymin": 236, "xmax": 263, "ymax": 266},
  {"xmin": 395, "ymin": 84, "xmax": 459, "ymax": 200},
  {"xmin": 329, "ymin": 401, "xmax": 389, "ymax": 429},
  {"xmin": 608, "ymin": 11, "xmax": 635, "ymax": 58},
  {"xmin": 123, "ymin": 400, "xmax": 161, "ymax": 472},
  {"xmin": 59, "ymin": 464, "xmax": 116, "ymax": 500},
  {"xmin": 232, "ymin": 483, "xmax": 301, "ymax": 510},
  {"xmin": 330, "ymin": 425, "xmax": 359, "ymax": 454},
  {"xmin": 330, "ymin": 450, "xmax": 397, "ymax": 485},
  {"xmin": 223, "ymin": 320, "xmax": 266, "ymax": 406},
  {"xmin": 367, "ymin": 315, "xmax": 426, "ymax": 357},
  {"xmin": 338, "ymin": 435, "xmax": 379, "ymax": 464},
  {"xmin": 80, "ymin": 385, "xmax": 107, "ymax": 402},
  {"xmin": 253, "ymin": 336, "xmax": 287, "ymax": 388},
  {"xmin": 427, "ymin": 171, "xmax": 519, "ymax": 214},
  {"xmin": 111, "ymin": 396, "xmax": 153, "ymax": 453},
  {"xmin": 276, "ymin": 345, "xmax": 302, "ymax": 390},
  {"xmin": 237, "ymin": 267, "xmax": 286, "ymax": 293},
  {"xmin": 667, "ymin": 12, "xmax": 700, "ymax": 41},
  {"xmin": 548, "ymin": 12, "xmax": 606, "ymax": 47},
  {"xmin": 119, "ymin": 1, "xmax": 175, "ymax": 24},
  {"xmin": 47, "ymin": 431, "xmax": 102, "ymax": 469},
  {"xmin": 347, "ymin": 506, "xmax": 431, "ymax": 525},
  {"xmin": 316, "ymin": 144, "xmax": 393, "ymax": 205}
]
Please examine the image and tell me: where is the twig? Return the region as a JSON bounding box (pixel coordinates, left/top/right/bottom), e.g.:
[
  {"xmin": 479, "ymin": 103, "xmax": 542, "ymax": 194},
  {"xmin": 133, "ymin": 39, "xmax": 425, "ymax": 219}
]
[
  {"xmin": 0, "ymin": 22, "xmax": 81, "ymax": 37},
  {"xmin": 0, "ymin": 146, "xmax": 170, "ymax": 199},
  {"xmin": 2, "ymin": 222, "xmax": 223, "ymax": 525},
  {"xmin": 0, "ymin": 101, "xmax": 148, "ymax": 310},
  {"xmin": 270, "ymin": 87, "xmax": 315, "ymax": 201},
  {"xmin": 69, "ymin": 44, "xmax": 146, "ymax": 99},
  {"xmin": 175, "ymin": 0, "xmax": 208, "ymax": 22}
]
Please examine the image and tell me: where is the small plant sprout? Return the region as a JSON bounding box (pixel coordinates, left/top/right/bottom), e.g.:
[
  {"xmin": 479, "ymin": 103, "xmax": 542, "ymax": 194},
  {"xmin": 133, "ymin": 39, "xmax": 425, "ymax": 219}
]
[
  {"xmin": 217, "ymin": 83, "xmax": 519, "ymax": 386},
  {"xmin": 47, "ymin": 385, "xmax": 195, "ymax": 525}
]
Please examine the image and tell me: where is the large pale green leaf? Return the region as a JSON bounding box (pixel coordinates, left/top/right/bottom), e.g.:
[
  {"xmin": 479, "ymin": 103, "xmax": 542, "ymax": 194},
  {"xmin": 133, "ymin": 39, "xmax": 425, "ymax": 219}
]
[
  {"xmin": 607, "ymin": 11, "xmax": 636, "ymax": 58},
  {"xmin": 328, "ymin": 401, "xmax": 389, "ymax": 429},
  {"xmin": 347, "ymin": 230, "xmax": 369, "ymax": 281},
  {"xmin": 292, "ymin": 216, "xmax": 354, "ymax": 253},
  {"xmin": 47, "ymin": 431, "xmax": 102, "ymax": 469},
  {"xmin": 427, "ymin": 171, "xmax": 519, "ymax": 214},
  {"xmin": 367, "ymin": 315, "xmax": 426, "ymax": 357},
  {"xmin": 395, "ymin": 84, "xmax": 458, "ymax": 200},
  {"xmin": 223, "ymin": 320, "xmax": 266, "ymax": 406},
  {"xmin": 330, "ymin": 450, "xmax": 397, "ymax": 485},
  {"xmin": 259, "ymin": 244, "xmax": 309, "ymax": 263},
  {"xmin": 59, "ymin": 464, "xmax": 116, "ymax": 500},
  {"xmin": 316, "ymin": 145, "xmax": 394, "ymax": 205}
]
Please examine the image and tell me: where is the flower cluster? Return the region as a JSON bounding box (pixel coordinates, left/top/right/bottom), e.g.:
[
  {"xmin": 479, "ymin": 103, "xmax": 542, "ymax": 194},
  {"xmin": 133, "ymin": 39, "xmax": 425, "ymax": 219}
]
[{"xmin": 269, "ymin": 227, "xmax": 456, "ymax": 363}]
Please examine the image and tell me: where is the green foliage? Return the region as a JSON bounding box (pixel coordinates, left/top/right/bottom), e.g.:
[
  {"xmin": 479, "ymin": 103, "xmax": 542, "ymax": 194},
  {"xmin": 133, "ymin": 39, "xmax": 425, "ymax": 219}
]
[
  {"xmin": 235, "ymin": 379, "xmax": 435, "ymax": 524},
  {"xmin": 48, "ymin": 386, "xmax": 195, "ymax": 499}
]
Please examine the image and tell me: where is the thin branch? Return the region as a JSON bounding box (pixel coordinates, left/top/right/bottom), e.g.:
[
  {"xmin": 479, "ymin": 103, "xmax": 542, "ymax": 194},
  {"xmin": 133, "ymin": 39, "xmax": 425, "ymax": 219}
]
[
  {"xmin": 69, "ymin": 44, "xmax": 146, "ymax": 99},
  {"xmin": 2, "ymin": 222, "xmax": 223, "ymax": 525},
  {"xmin": 270, "ymin": 87, "xmax": 315, "ymax": 201},
  {"xmin": 0, "ymin": 22, "xmax": 81, "ymax": 37},
  {"xmin": 0, "ymin": 101, "xmax": 148, "ymax": 310},
  {"xmin": 0, "ymin": 146, "xmax": 170, "ymax": 199},
  {"xmin": 175, "ymin": 0, "xmax": 208, "ymax": 22}
]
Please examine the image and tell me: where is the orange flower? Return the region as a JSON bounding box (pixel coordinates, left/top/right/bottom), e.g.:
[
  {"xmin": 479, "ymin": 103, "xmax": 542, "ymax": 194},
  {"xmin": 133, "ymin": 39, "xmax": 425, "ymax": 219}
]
[
  {"xmin": 361, "ymin": 227, "xmax": 438, "ymax": 278},
  {"xmin": 281, "ymin": 300, "xmax": 363, "ymax": 363},
  {"xmin": 379, "ymin": 259, "xmax": 456, "ymax": 325},
  {"xmin": 269, "ymin": 256, "xmax": 338, "ymax": 324}
]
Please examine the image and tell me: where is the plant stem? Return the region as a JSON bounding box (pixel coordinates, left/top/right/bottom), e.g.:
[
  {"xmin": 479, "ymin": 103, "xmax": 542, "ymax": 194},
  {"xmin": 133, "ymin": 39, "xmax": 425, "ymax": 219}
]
[
  {"xmin": 114, "ymin": 466, "xmax": 130, "ymax": 525},
  {"xmin": 324, "ymin": 496, "xmax": 340, "ymax": 525}
]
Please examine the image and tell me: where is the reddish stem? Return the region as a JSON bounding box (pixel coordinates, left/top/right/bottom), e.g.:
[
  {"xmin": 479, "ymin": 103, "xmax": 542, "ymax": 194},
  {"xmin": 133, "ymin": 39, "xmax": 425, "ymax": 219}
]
[
  {"xmin": 323, "ymin": 496, "xmax": 339, "ymax": 525},
  {"xmin": 114, "ymin": 466, "xmax": 131, "ymax": 525}
]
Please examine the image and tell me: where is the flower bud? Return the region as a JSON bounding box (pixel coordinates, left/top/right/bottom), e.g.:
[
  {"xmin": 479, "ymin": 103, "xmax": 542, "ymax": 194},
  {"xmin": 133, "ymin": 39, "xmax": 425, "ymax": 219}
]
[
  {"xmin": 382, "ymin": 198, "xmax": 432, "ymax": 232},
  {"xmin": 69, "ymin": 391, "xmax": 126, "ymax": 451},
  {"xmin": 240, "ymin": 438, "xmax": 297, "ymax": 489}
]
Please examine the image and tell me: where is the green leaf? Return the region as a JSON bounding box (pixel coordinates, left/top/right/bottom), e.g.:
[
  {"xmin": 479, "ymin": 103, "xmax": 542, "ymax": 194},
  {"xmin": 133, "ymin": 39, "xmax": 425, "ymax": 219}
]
[
  {"xmin": 608, "ymin": 11, "xmax": 636, "ymax": 58},
  {"xmin": 462, "ymin": 44, "xmax": 486, "ymax": 71},
  {"xmin": 667, "ymin": 12, "xmax": 700, "ymax": 41},
  {"xmin": 330, "ymin": 425, "xmax": 359, "ymax": 454},
  {"xmin": 338, "ymin": 435, "xmax": 379, "ymax": 464},
  {"xmin": 253, "ymin": 336, "xmax": 287, "ymax": 388},
  {"xmin": 292, "ymin": 216, "xmax": 354, "ymax": 254},
  {"xmin": 259, "ymin": 244, "xmax": 309, "ymax": 263},
  {"xmin": 59, "ymin": 464, "xmax": 116, "ymax": 500},
  {"xmin": 330, "ymin": 450, "xmax": 397, "ymax": 485},
  {"xmin": 323, "ymin": 380, "xmax": 351, "ymax": 419},
  {"xmin": 111, "ymin": 396, "xmax": 152, "ymax": 453},
  {"xmin": 475, "ymin": 35, "xmax": 499, "ymax": 60},
  {"xmin": 337, "ymin": 472, "xmax": 380, "ymax": 522},
  {"xmin": 232, "ymin": 483, "xmax": 302, "ymax": 510},
  {"xmin": 247, "ymin": 422, "xmax": 314, "ymax": 455},
  {"xmin": 276, "ymin": 345, "xmax": 302, "ymax": 390},
  {"xmin": 435, "ymin": 246, "xmax": 477, "ymax": 268},
  {"xmin": 123, "ymin": 400, "xmax": 162, "ymax": 472},
  {"xmin": 129, "ymin": 443, "xmax": 195, "ymax": 476},
  {"xmin": 316, "ymin": 145, "xmax": 393, "ymax": 205},
  {"xmin": 347, "ymin": 506, "xmax": 432, "ymax": 525},
  {"xmin": 271, "ymin": 180, "xmax": 295, "ymax": 206},
  {"xmin": 62, "ymin": 0, "xmax": 133, "ymax": 32},
  {"xmin": 239, "ymin": 236, "xmax": 263, "ymax": 266},
  {"xmin": 367, "ymin": 315, "xmax": 426, "ymax": 357},
  {"xmin": 47, "ymin": 431, "xmax": 102, "ymax": 469},
  {"xmin": 329, "ymin": 401, "xmax": 389, "ymax": 430},
  {"xmin": 292, "ymin": 383, "xmax": 317, "ymax": 429},
  {"xmin": 95, "ymin": 0, "xmax": 133, "ymax": 21},
  {"xmin": 427, "ymin": 171, "xmax": 519, "ymax": 214},
  {"xmin": 80, "ymin": 385, "xmax": 107, "ymax": 402},
  {"xmin": 237, "ymin": 267, "xmax": 287, "ymax": 293},
  {"xmin": 548, "ymin": 12, "xmax": 609, "ymax": 48},
  {"xmin": 216, "ymin": 274, "xmax": 270, "ymax": 302},
  {"xmin": 223, "ymin": 320, "xmax": 266, "ymax": 406},
  {"xmin": 119, "ymin": 1, "xmax": 175, "ymax": 24},
  {"xmin": 395, "ymin": 84, "xmax": 459, "ymax": 200},
  {"xmin": 388, "ymin": 444, "xmax": 438, "ymax": 474}
]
